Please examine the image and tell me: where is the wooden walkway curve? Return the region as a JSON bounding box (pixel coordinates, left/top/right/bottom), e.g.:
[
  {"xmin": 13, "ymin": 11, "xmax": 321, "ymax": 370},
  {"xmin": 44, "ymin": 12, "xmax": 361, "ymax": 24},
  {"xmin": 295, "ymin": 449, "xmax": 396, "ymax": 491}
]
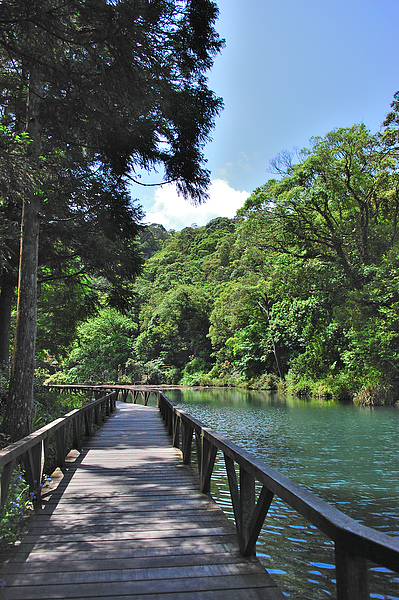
[{"xmin": 0, "ymin": 402, "xmax": 283, "ymax": 600}]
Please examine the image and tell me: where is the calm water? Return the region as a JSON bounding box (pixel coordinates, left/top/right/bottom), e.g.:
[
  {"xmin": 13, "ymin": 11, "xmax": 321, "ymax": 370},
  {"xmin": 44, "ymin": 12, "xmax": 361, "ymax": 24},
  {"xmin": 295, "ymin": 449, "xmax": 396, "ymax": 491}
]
[{"xmin": 164, "ymin": 388, "xmax": 399, "ymax": 600}]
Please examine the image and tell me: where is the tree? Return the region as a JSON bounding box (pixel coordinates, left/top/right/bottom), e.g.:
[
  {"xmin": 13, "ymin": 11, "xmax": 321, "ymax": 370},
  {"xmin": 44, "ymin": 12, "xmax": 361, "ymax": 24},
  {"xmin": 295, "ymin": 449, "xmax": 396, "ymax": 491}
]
[
  {"xmin": 135, "ymin": 284, "xmax": 212, "ymax": 375},
  {"xmin": 0, "ymin": 126, "xmax": 29, "ymax": 372},
  {"xmin": 238, "ymin": 123, "xmax": 399, "ymax": 390},
  {"xmin": 64, "ymin": 308, "xmax": 137, "ymax": 384},
  {"xmin": 0, "ymin": 0, "xmax": 223, "ymax": 440},
  {"xmin": 240, "ymin": 125, "xmax": 399, "ymax": 290}
]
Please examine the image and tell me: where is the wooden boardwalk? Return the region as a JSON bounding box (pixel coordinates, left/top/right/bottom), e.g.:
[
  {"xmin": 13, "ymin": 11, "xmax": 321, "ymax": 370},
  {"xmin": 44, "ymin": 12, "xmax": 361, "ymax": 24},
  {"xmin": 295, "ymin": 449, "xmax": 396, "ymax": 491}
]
[{"xmin": 0, "ymin": 402, "xmax": 283, "ymax": 600}]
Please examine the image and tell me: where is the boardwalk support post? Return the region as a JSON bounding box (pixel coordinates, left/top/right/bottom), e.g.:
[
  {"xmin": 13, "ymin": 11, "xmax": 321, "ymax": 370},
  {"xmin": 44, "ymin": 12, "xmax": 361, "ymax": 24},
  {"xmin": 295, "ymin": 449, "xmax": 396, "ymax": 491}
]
[
  {"xmin": 181, "ymin": 421, "xmax": 193, "ymax": 465},
  {"xmin": 0, "ymin": 459, "xmax": 15, "ymax": 508},
  {"xmin": 242, "ymin": 485, "xmax": 274, "ymax": 556},
  {"xmin": 54, "ymin": 422, "xmax": 71, "ymax": 470},
  {"xmin": 199, "ymin": 434, "xmax": 217, "ymax": 494},
  {"xmin": 73, "ymin": 415, "xmax": 82, "ymax": 450},
  {"xmin": 335, "ymin": 544, "xmax": 369, "ymax": 600},
  {"xmin": 239, "ymin": 466, "xmax": 255, "ymax": 553},
  {"xmin": 22, "ymin": 442, "xmax": 44, "ymax": 511},
  {"xmin": 172, "ymin": 413, "xmax": 180, "ymax": 448}
]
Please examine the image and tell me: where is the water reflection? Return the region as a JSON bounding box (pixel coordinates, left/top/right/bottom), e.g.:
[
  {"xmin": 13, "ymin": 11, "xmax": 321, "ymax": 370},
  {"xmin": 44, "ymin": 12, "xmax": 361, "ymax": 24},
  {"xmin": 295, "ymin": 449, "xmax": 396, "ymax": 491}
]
[{"xmin": 166, "ymin": 388, "xmax": 399, "ymax": 600}]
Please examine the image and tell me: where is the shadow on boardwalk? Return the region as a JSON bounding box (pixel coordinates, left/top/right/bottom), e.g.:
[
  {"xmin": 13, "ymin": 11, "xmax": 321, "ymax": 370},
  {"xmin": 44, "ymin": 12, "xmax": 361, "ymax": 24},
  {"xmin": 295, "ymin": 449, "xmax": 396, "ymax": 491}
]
[{"xmin": 0, "ymin": 403, "xmax": 283, "ymax": 600}]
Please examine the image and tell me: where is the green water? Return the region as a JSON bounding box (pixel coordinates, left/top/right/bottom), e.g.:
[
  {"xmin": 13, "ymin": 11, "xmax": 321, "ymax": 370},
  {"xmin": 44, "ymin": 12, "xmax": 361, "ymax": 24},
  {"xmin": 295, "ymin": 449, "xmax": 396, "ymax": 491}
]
[{"xmin": 165, "ymin": 387, "xmax": 399, "ymax": 600}]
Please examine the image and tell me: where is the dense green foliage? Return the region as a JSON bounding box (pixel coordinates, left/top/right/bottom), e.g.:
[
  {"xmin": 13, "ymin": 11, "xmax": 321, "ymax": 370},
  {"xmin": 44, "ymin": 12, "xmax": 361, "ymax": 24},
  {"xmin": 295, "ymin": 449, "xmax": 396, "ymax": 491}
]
[
  {"xmin": 0, "ymin": 0, "xmax": 224, "ymax": 440},
  {"xmin": 45, "ymin": 116, "xmax": 399, "ymax": 405}
]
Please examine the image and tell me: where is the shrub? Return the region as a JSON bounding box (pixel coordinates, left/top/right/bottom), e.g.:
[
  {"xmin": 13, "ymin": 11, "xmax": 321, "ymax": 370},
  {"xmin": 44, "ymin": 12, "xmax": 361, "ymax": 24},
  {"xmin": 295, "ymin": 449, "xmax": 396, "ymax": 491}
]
[
  {"xmin": 0, "ymin": 469, "xmax": 32, "ymax": 548},
  {"xmin": 354, "ymin": 383, "xmax": 397, "ymax": 406}
]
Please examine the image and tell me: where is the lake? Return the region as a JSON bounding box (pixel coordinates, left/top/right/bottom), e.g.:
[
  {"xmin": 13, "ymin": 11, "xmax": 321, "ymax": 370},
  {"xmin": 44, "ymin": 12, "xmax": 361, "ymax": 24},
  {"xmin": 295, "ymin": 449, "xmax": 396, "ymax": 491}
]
[{"xmin": 164, "ymin": 388, "xmax": 399, "ymax": 600}]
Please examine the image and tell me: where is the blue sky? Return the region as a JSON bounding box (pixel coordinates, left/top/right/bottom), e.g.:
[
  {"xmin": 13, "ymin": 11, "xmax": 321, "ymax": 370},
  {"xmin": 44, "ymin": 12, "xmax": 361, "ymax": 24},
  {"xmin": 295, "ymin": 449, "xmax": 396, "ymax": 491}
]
[{"xmin": 131, "ymin": 0, "xmax": 399, "ymax": 231}]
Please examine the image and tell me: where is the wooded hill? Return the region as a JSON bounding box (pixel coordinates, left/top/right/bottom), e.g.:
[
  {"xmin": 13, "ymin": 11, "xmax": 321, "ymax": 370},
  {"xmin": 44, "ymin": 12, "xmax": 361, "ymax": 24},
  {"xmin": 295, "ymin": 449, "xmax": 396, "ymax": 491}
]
[{"xmin": 46, "ymin": 109, "xmax": 399, "ymax": 405}]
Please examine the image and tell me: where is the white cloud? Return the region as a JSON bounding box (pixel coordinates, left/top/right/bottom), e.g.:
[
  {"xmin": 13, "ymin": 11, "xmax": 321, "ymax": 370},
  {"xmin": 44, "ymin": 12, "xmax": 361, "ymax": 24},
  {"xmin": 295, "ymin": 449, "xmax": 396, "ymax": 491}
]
[{"xmin": 143, "ymin": 179, "xmax": 249, "ymax": 231}]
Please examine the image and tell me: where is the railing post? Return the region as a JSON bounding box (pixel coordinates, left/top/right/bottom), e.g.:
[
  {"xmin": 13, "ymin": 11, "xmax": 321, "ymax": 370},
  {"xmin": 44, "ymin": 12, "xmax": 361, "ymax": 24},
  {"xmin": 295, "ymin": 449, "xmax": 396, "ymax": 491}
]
[
  {"xmin": 167, "ymin": 407, "xmax": 173, "ymax": 436},
  {"xmin": 94, "ymin": 403, "xmax": 100, "ymax": 425},
  {"xmin": 22, "ymin": 442, "xmax": 44, "ymax": 511},
  {"xmin": 199, "ymin": 434, "xmax": 217, "ymax": 494},
  {"xmin": 159, "ymin": 395, "xmax": 165, "ymax": 419},
  {"xmin": 224, "ymin": 455, "xmax": 274, "ymax": 557},
  {"xmin": 181, "ymin": 421, "xmax": 193, "ymax": 465},
  {"xmin": 73, "ymin": 414, "xmax": 82, "ymax": 450},
  {"xmin": 54, "ymin": 423, "xmax": 70, "ymax": 470},
  {"xmin": 172, "ymin": 413, "xmax": 180, "ymax": 448},
  {"xmin": 239, "ymin": 466, "xmax": 255, "ymax": 554},
  {"xmin": 335, "ymin": 543, "xmax": 369, "ymax": 600},
  {"xmin": 84, "ymin": 408, "xmax": 92, "ymax": 436},
  {"xmin": 195, "ymin": 430, "xmax": 202, "ymax": 475},
  {"xmin": 0, "ymin": 459, "xmax": 16, "ymax": 508}
]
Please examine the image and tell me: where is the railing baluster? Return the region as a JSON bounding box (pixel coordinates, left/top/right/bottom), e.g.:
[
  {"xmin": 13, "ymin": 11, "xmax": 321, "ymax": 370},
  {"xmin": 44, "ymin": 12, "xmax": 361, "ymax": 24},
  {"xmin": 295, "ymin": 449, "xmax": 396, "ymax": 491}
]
[
  {"xmin": 172, "ymin": 413, "xmax": 180, "ymax": 448},
  {"xmin": 167, "ymin": 406, "xmax": 173, "ymax": 436},
  {"xmin": 239, "ymin": 466, "xmax": 255, "ymax": 554},
  {"xmin": 22, "ymin": 442, "xmax": 43, "ymax": 511},
  {"xmin": 181, "ymin": 421, "xmax": 193, "ymax": 465},
  {"xmin": 224, "ymin": 454, "xmax": 240, "ymax": 529},
  {"xmin": 84, "ymin": 408, "xmax": 92, "ymax": 437},
  {"xmin": 54, "ymin": 425, "xmax": 67, "ymax": 470},
  {"xmin": 335, "ymin": 544, "xmax": 369, "ymax": 600},
  {"xmin": 94, "ymin": 403, "xmax": 100, "ymax": 426},
  {"xmin": 195, "ymin": 430, "xmax": 202, "ymax": 475},
  {"xmin": 242, "ymin": 485, "xmax": 274, "ymax": 556},
  {"xmin": 73, "ymin": 414, "xmax": 82, "ymax": 449},
  {"xmin": 0, "ymin": 459, "xmax": 16, "ymax": 508},
  {"xmin": 199, "ymin": 435, "xmax": 217, "ymax": 494}
]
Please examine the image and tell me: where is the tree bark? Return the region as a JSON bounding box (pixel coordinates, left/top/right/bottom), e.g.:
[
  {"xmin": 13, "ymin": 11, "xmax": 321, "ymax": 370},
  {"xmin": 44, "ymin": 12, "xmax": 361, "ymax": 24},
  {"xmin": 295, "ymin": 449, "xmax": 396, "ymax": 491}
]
[
  {"xmin": 0, "ymin": 277, "xmax": 15, "ymax": 373},
  {"xmin": 1, "ymin": 70, "xmax": 42, "ymax": 442}
]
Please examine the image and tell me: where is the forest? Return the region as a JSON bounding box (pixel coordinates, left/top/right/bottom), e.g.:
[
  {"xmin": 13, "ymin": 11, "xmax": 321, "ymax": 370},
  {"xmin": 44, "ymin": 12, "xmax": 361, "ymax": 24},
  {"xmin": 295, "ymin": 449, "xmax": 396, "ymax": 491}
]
[
  {"xmin": 0, "ymin": 0, "xmax": 224, "ymax": 441},
  {"xmin": 43, "ymin": 108, "xmax": 399, "ymax": 406},
  {"xmin": 1, "ymin": 0, "xmax": 399, "ymax": 453},
  {"xmin": 1, "ymin": 0, "xmax": 399, "ymax": 584}
]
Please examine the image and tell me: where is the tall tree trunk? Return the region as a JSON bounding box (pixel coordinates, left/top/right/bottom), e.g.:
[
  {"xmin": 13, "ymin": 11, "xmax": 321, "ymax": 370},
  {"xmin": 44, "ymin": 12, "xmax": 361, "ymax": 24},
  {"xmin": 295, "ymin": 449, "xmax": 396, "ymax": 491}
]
[
  {"xmin": 0, "ymin": 277, "xmax": 15, "ymax": 373},
  {"xmin": 1, "ymin": 71, "xmax": 42, "ymax": 442}
]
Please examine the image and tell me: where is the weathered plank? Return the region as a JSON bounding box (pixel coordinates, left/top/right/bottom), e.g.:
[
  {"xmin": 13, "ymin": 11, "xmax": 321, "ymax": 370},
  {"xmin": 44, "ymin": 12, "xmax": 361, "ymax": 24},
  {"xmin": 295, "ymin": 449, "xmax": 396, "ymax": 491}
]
[{"xmin": 0, "ymin": 403, "xmax": 283, "ymax": 599}]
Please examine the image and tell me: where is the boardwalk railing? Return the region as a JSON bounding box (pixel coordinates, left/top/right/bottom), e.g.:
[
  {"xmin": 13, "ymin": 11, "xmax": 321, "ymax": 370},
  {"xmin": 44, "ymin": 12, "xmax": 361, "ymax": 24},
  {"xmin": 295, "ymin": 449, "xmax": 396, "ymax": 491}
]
[
  {"xmin": 0, "ymin": 390, "xmax": 117, "ymax": 511},
  {"xmin": 49, "ymin": 384, "xmax": 155, "ymax": 406},
  {"xmin": 3, "ymin": 383, "xmax": 399, "ymax": 599},
  {"xmin": 158, "ymin": 391, "xmax": 399, "ymax": 600}
]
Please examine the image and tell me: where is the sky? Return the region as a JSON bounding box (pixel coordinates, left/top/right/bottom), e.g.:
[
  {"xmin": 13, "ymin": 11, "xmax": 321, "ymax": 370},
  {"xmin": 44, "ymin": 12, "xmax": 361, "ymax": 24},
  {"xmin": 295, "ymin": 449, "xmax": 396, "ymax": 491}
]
[{"xmin": 130, "ymin": 0, "xmax": 399, "ymax": 231}]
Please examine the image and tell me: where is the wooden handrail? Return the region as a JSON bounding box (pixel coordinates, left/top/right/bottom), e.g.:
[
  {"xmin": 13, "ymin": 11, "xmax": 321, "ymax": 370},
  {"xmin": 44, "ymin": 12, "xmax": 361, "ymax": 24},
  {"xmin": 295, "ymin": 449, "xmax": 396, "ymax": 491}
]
[
  {"xmin": 7, "ymin": 383, "xmax": 397, "ymax": 598},
  {"xmin": 157, "ymin": 390, "xmax": 399, "ymax": 600},
  {"xmin": 0, "ymin": 391, "xmax": 117, "ymax": 511},
  {"xmin": 46, "ymin": 384, "xmax": 156, "ymax": 406}
]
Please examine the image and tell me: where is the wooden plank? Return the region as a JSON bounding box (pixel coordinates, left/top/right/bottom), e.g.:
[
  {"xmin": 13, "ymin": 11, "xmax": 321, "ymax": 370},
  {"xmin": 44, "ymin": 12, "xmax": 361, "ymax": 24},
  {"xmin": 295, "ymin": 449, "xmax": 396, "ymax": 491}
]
[
  {"xmin": 2, "ymin": 537, "xmax": 240, "ymax": 565},
  {"xmin": 1, "ymin": 574, "xmax": 278, "ymax": 599},
  {"xmin": 0, "ymin": 552, "xmax": 263, "ymax": 575},
  {"xmin": 2, "ymin": 562, "xmax": 276, "ymax": 586},
  {"xmin": 0, "ymin": 403, "xmax": 283, "ymax": 600}
]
